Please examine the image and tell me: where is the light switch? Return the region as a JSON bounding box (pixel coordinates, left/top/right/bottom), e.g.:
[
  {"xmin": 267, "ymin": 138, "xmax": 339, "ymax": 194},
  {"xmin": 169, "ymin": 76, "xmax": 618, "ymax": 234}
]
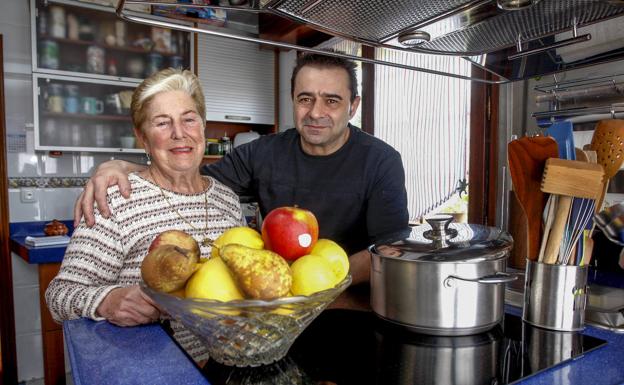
[{"xmin": 20, "ymin": 188, "xmax": 36, "ymax": 203}]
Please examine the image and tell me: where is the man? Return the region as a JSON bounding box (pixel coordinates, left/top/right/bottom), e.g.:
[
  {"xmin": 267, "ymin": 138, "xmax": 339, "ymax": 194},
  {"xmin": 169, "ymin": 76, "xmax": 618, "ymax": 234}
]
[{"xmin": 74, "ymin": 51, "xmax": 410, "ymax": 288}]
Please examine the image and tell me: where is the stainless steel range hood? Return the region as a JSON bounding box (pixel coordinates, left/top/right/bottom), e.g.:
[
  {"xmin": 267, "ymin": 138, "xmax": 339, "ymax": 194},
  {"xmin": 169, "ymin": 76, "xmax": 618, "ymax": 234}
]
[{"xmin": 118, "ymin": 0, "xmax": 624, "ymax": 83}]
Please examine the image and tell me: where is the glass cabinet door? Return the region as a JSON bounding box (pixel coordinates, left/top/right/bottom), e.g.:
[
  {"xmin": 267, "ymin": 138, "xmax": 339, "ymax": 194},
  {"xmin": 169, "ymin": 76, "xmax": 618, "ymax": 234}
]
[
  {"xmin": 34, "ymin": 74, "xmax": 143, "ymax": 152},
  {"xmin": 33, "ymin": 0, "xmax": 192, "ymax": 81}
]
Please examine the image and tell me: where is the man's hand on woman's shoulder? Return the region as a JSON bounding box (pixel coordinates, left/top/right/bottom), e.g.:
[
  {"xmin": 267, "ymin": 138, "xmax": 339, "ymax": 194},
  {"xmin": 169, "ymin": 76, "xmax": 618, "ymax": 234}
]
[{"xmin": 74, "ymin": 160, "xmax": 145, "ymax": 227}]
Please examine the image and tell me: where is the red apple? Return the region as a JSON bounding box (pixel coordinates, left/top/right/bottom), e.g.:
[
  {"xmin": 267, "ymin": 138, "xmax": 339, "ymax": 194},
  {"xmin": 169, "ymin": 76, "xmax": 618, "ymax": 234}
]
[
  {"xmin": 261, "ymin": 206, "xmax": 319, "ymax": 261},
  {"xmin": 149, "ymin": 230, "xmax": 200, "ymax": 260}
]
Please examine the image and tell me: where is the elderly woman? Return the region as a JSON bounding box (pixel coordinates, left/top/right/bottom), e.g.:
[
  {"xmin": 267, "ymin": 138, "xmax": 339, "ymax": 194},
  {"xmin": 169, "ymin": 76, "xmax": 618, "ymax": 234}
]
[{"xmin": 45, "ymin": 68, "xmax": 244, "ymax": 362}]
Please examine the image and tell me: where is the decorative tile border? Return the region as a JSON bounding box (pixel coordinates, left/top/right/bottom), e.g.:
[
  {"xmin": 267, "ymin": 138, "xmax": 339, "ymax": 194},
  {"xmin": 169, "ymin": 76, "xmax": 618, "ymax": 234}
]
[{"xmin": 8, "ymin": 177, "xmax": 89, "ymax": 188}]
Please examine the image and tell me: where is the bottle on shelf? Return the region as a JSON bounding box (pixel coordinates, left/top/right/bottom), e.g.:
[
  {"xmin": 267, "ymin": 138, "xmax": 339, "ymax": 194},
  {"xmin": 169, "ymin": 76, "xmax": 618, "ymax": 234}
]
[{"xmin": 220, "ymin": 133, "xmax": 232, "ymax": 155}]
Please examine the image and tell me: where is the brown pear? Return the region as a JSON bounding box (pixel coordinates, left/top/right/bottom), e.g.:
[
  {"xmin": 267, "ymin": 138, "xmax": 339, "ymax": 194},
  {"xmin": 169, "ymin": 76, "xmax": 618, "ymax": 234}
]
[
  {"xmin": 219, "ymin": 244, "xmax": 292, "ymax": 300},
  {"xmin": 141, "ymin": 244, "xmax": 199, "ymax": 293}
]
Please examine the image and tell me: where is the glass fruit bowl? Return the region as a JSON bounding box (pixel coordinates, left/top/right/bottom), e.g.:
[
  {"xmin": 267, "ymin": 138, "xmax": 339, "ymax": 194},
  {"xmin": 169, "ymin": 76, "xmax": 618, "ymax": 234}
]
[{"xmin": 143, "ymin": 275, "xmax": 352, "ymax": 367}]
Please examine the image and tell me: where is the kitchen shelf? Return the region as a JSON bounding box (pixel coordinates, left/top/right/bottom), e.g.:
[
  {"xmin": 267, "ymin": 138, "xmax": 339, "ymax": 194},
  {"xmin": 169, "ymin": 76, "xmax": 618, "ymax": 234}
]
[
  {"xmin": 41, "ymin": 35, "xmax": 183, "ymax": 57},
  {"xmin": 41, "ymin": 112, "xmax": 131, "ymax": 121}
]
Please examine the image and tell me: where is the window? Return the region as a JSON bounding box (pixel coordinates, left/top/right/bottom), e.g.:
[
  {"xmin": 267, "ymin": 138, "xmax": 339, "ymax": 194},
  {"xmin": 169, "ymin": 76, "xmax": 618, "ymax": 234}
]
[
  {"xmin": 374, "ymin": 49, "xmax": 472, "ymax": 222},
  {"xmin": 318, "ymin": 39, "xmax": 472, "ymax": 222}
]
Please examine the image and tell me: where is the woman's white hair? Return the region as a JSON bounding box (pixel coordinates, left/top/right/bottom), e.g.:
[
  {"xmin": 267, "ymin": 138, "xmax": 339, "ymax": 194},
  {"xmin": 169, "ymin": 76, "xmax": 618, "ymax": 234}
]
[{"xmin": 131, "ymin": 68, "xmax": 206, "ymax": 131}]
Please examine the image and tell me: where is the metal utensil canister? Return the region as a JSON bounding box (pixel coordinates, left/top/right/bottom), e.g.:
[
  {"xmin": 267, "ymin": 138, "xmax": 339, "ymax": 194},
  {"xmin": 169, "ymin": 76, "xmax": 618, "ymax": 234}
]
[{"xmin": 522, "ymin": 260, "xmax": 588, "ymax": 331}]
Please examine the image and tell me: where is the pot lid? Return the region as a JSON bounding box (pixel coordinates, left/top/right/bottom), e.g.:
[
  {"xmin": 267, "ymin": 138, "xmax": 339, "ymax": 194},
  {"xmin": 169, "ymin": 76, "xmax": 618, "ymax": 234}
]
[{"xmin": 370, "ymin": 215, "xmax": 513, "ymax": 263}]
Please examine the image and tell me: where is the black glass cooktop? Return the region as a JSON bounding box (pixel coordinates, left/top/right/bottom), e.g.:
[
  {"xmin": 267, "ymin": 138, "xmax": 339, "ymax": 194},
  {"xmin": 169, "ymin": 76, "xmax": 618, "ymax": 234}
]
[{"xmin": 200, "ymin": 309, "xmax": 606, "ymax": 385}]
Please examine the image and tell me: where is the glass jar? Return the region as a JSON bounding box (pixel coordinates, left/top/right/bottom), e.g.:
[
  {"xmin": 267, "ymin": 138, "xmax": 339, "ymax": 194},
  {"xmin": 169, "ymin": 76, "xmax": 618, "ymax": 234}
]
[
  {"xmin": 146, "ymin": 53, "xmax": 164, "ymax": 76},
  {"xmin": 49, "ymin": 5, "xmax": 66, "ymax": 39},
  {"xmin": 86, "ymin": 45, "xmax": 105, "ymax": 74},
  {"xmin": 220, "ymin": 134, "xmax": 232, "ymax": 155},
  {"xmin": 40, "ymin": 40, "xmax": 59, "ymax": 69}
]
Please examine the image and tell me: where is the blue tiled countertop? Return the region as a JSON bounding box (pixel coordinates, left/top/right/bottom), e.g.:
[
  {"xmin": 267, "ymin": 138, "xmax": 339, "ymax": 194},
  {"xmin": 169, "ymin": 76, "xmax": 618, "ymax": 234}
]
[
  {"xmin": 64, "ymin": 307, "xmax": 624, "ymax": 385},
  {"xmin": 9, "ymin": 220, "xmax": 73, "ymax": 264}
]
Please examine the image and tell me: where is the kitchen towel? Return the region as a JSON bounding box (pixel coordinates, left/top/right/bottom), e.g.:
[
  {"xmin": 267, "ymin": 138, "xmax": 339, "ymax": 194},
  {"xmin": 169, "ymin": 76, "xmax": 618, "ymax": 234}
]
[{"xmin": 25, "ymin": 235, "xmax": 70, "ymax": 247}]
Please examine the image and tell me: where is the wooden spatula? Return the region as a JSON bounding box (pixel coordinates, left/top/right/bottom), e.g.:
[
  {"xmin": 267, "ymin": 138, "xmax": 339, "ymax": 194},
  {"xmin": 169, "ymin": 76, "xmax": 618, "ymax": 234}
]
[
  {"xmin": 589, "ymin": 119, "xmax": 624, "ymax": 211},
  {"xmin": 540, "ymin": 158, "xmax": 605, "ymax": 264},
  {"xmin": 508, "ymin": 136, "xmax": 558, "ymax": 261}
]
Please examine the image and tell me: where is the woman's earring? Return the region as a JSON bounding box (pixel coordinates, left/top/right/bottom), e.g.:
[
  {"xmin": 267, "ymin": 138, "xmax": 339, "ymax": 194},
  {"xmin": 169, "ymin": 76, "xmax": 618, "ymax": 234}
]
[{"xmin": 146, "ymin": 153, "xmax": 152, "ymax": 166}]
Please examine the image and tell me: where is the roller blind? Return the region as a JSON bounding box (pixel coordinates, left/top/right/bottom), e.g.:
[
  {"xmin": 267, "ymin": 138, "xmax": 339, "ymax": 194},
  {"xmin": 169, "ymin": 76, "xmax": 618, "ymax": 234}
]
[
  {"xmin": 317, "ymin": 40, "xmax": 471, "ymax": 221},
  {"xmin": 197, "ymin": 34, "xmax": 275, "ymax": 124},
  {"xmin": 374, "ymin": 49, "xmax": 471, "ymax": 221}
]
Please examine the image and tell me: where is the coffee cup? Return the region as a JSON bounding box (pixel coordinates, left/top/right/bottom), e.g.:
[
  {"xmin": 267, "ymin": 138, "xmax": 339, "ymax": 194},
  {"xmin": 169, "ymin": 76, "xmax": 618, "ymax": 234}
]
[
  {"xmin": 47, "ymin": 95, "xmax": 64, "ymax": 113},
  {"xmin": 64, "ymin": 96, "xmax": 80, "ymax": 114},
  {"xmin": 119, "ymin": 136, "xmax": 136, "ymax": 148},
  {"xmin": 81, "ymin": 97, "xmax": 104, "ymax": 115},
  {"xmin": 105, "ymin": 93, "xmax": 123, "ymax": 115}
]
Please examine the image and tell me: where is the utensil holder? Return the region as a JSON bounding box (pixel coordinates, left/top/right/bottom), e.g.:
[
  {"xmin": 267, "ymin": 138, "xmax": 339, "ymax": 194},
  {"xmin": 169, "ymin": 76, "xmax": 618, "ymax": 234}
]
[{"xmin": 522, "ymin": 260, "xmax": 588, "ymax": 331}]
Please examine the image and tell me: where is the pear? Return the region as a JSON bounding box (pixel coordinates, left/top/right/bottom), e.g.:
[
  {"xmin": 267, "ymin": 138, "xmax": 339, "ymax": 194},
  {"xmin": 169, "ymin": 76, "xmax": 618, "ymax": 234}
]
[
  {"xmin": 219, "ymin": 244, "xmax": 292, "ymax": 300},
  {"xmin": 141, "ymin": 244, "xmax": 199, "ymax": 293}
]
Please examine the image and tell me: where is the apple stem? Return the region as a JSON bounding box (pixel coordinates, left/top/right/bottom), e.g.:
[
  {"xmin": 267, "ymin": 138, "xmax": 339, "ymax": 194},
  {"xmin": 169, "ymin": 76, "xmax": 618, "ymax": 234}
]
[{"xmin": 173, "ymin": 246, "xmax": 190, "ymax": 258}]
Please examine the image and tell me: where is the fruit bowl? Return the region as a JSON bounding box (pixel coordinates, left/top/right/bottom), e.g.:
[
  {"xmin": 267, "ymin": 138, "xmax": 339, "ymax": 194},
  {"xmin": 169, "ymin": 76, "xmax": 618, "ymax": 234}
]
[{"xmin": 143, "ymin": 275, "xmax": 352, "ymax": 367}]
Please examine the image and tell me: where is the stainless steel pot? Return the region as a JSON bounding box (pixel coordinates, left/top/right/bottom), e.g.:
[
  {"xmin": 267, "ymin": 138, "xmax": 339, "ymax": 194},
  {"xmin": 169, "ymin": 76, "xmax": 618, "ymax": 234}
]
[{"xmin": 369, "ymin": 215, "xmax": 515, "ymax": 336}]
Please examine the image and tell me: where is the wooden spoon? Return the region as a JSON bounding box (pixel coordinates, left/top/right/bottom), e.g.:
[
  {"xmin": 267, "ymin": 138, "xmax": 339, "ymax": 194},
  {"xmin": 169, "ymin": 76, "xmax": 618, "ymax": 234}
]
[
  {"xmin": 589, "ymin": 119, "xmax": 624, "ymax": 211},
  {"xmin": 508, "ymin": 136, "xmax": 559, "ymax": 261}
]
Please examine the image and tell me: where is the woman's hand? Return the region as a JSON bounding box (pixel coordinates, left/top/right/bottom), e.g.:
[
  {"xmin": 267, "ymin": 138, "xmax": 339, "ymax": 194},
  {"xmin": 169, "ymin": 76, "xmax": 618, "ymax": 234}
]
[
  {"xmin": 74, "ymin": 160, "xmax": 145, "ymax": 227},
  {"xmin": 96, "ymin": 286, "xmax": 162, "ymax": 327}
]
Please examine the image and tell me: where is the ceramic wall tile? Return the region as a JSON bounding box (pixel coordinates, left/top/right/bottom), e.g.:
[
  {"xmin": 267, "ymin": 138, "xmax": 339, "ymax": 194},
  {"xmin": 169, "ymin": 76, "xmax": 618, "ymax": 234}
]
[
  {"xmin": 15, "ymin": 333, "xmax": 44, "ymax": 382},
  {"xmin": 9, "ymin": 189, "xmax": 41, "ymax": 222},
  {"xmin": 13, "ymin": 284, "xmax": 41, "ymax": 335},
  {"xmin": 11, "ymin": 253, "xmax": 39, "ymax": 286},
  {"xmin": 41, "ymin": 187, "xmax": 83, "ymax": 220}
]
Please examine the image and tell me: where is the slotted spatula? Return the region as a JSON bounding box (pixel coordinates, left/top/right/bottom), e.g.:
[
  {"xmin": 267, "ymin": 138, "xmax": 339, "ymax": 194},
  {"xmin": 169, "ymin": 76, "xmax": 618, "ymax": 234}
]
[
  {"xmin": 508, "ymin": 136, "xmax": 559, "ymax": 261},
  {"xmin": 590, "ymin": 119, "xmax": 624, "ymax": 211}
]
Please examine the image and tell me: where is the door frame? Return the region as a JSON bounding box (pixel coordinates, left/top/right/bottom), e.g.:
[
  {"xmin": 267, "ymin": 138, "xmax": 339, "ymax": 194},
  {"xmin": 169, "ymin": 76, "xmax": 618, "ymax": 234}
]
[{"xmin": 0, "ymin": 34, "xmax": 19, "ymax": 385}]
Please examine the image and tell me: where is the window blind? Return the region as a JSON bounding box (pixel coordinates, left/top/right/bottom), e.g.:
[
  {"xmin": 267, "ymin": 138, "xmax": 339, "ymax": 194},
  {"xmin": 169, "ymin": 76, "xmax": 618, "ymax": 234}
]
[{"xmin": 316, "ymin": 39, "xmax": 472, "ymax": 221}]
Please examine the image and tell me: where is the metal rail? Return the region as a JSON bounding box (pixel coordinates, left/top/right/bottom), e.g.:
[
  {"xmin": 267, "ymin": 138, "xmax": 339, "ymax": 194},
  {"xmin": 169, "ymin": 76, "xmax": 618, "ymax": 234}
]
[{"xmin": 116, "ymin": 0, "xmax": 510, "ymax": 84}]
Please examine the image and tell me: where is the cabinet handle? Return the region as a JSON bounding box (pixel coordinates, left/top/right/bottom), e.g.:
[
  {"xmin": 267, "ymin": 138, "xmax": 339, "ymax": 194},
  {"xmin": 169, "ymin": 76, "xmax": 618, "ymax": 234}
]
[{"xmin": 225, "ymin": 115, "xmax": 251, "ymax": 121}]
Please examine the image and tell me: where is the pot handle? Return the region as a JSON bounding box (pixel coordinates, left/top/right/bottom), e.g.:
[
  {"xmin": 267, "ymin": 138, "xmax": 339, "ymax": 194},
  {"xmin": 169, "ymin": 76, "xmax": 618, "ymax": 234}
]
[{"xmin": 444, "ymin": 272, "xmax": 518, "ymax": 287}]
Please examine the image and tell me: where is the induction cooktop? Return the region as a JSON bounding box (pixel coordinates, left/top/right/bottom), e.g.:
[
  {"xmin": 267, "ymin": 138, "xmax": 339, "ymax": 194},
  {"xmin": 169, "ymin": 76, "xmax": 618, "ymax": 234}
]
[{"xmin": 200, "ymin": 309, "xmax": 606, "ymax": 385}]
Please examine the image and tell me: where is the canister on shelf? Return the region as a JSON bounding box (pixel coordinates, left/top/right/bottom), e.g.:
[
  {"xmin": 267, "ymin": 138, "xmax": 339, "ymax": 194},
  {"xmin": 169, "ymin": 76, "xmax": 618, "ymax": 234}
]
[
  {"xmin": 170, "ymin": 55, "xmax": 184, "ymax": 70},
  {"xmin": 49, "ymin": 5, "xmax": 66, "ymax": 39},
  {"xmin": 64, "ymin": 84, "xmax": 80, "ymax": 114},
  {"xmin": 47, "ymin": 83, "xmax": 64, "ymax": 113},
  {"xmin": 220, "ymin": 133, "xmax": 232, "ymax": 155},
  {"xmin": 40, "ymin": 40, "xmax": 59, "ymax": 69},
  {"xmin": 37, "ymin": 7, "xmax": 48, "ymax": 36},
  {"xmin": 146, "ymin": 53, "xmax": 164, "ymax": 76},
  {"xmin": 67, "ymin": 13, "xmax": 79, "ymax": 40},
  {"xmin": 86, "ymin": 45, "xmax": 105, "ymax": 74}
]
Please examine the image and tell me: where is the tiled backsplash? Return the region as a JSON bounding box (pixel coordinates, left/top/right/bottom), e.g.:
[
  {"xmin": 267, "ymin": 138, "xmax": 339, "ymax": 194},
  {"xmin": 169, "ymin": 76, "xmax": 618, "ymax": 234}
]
[{"xmin": 8, "ymin": 188, "xmax": 83, "ymax": 222}]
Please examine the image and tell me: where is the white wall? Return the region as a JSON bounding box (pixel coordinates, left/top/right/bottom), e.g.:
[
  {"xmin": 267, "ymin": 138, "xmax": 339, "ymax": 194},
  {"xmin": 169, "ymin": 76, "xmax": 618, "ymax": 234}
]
[{"xmin": 1, "ymin": 1, "xmax": 137, "ymax": 381}]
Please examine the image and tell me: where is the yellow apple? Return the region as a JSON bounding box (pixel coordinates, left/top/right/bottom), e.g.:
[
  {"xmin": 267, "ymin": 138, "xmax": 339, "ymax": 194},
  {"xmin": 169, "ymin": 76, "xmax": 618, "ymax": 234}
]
[{"xmin": 311, "ymin": 239, "xmax": 349, "ymax": 285}]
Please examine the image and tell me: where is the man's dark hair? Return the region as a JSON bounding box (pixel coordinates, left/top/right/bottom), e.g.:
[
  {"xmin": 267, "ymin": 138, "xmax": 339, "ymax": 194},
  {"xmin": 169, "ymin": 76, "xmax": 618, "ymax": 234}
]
[{"xmin": 290, "ymin": 50, "xmax": 358, "ymax": 103}]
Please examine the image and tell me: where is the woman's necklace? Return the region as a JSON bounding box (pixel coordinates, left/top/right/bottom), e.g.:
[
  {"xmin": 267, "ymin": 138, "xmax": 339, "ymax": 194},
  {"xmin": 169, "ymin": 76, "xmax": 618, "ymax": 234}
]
[{"xmin": 149, "ymin": 169, "xmax": 212, "ymax": 246}]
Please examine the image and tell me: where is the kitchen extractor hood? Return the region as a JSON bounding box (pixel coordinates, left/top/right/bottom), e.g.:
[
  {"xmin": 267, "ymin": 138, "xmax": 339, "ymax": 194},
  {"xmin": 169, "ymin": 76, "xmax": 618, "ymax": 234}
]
[{"xmin": 117, "ymin": 0, "xmax": 624, "ymax": 83}]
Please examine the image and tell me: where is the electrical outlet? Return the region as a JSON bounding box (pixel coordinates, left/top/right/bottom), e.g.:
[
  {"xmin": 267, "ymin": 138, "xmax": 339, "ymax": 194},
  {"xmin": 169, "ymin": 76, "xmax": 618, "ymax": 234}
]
[{"xmin": 20, "ymin": 188, "xmax": 36, "ymax": 203}]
